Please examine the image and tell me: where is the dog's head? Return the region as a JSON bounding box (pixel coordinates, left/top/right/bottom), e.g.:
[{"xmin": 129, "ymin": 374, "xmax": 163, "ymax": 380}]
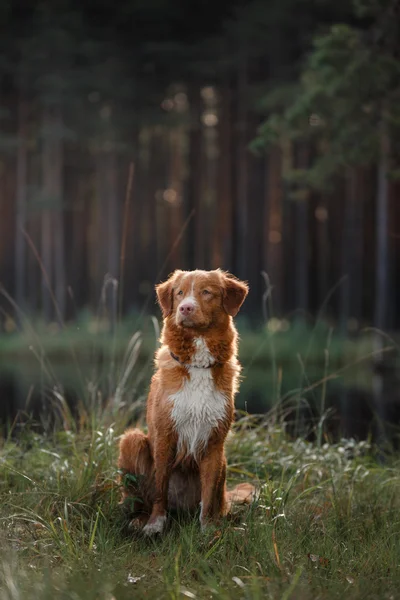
[{"xmin": 156, "ymin": 269, "xmax": 248, "ymax": 329}]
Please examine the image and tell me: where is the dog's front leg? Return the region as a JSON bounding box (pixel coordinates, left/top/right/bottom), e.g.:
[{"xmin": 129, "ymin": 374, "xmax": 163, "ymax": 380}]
[
  {"xmin": 199, "ymin": 444, "xmax": 227, "ymax": 530},
  {"xmin": 143, "ymin": 438, "xmax": 174, "ymax": 535}
]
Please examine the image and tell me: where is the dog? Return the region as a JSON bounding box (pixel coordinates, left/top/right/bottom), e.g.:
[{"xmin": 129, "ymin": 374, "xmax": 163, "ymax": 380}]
[{"xmin": 118, "ymin": 269, "xmax": 255, "ymax": 535}]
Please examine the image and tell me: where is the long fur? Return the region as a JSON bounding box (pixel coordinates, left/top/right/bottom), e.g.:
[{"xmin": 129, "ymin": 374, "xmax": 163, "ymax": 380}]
[{"xmin": 118, "ymin": 269, "xmax": 255, "ymax": 534}]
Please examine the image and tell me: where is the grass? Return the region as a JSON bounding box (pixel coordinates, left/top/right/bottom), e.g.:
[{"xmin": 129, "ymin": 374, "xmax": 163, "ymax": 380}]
[
  {"xmin": 1, "ymin": 300, "xmax": 399, "ymax": 598},
  {"xmin": 1, "ymin": 315, "xmax": 396, "ymax": 421},
  {"xmin": 1, "ymin": 411, "xmax": 400, "ymax": 600},
  {"xmin": 0, "ymin": 313, "xmax": 396, "ymax": 368}
]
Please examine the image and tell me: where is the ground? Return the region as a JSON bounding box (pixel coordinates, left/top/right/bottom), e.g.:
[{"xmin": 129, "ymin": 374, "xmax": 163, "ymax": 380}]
[
  {"xmin": 1, "ymin": 412, "xmax": 399, "ymax": 600},
  {"xmin": 0, "ymin": 316, "xmax": 399, "ymax": 598}
]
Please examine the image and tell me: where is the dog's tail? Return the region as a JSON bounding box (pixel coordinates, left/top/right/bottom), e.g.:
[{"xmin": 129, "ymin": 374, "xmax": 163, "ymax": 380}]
[{"xmin": 226, "ymin": 483, "xmax": 258, "ymax": 513}]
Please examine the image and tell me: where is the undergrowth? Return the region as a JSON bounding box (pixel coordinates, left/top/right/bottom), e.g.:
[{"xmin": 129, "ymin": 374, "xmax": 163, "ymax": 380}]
[{"xmin": 1, "ymin": 412, "xmax": 400, "ymax": 600}]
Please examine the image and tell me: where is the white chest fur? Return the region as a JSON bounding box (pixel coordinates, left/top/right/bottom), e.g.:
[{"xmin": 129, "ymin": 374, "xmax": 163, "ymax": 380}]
[{"xmin": 169, "ymin": 338, "xmax": 227, "ymax": 458}]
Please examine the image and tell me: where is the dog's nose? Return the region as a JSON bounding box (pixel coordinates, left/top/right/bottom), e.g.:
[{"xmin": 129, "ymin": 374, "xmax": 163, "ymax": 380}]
[{"xmin": 179, "ymin": 302, "xmax": 194, "ymax": 316}]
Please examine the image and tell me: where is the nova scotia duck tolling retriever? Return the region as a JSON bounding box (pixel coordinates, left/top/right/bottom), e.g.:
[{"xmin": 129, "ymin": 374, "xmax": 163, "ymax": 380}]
[{"xmin": 118, "ymin": 269, "xmax": 256, "ymax": 535}]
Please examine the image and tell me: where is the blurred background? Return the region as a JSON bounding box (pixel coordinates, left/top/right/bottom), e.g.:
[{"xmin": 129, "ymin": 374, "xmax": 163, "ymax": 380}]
[{"xmin": 0, "ymin": 0, "xmax": 399, "ymax": 439}]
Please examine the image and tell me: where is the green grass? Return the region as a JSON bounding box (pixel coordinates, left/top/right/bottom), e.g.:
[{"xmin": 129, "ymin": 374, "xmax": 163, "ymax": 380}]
[
  {"xmin": 1, "ymin": 413, "xmax": 400, "ymax": 600},
  {"xmin": 1, "ymin": 309, "xmax": 399, "ymax": 598}
]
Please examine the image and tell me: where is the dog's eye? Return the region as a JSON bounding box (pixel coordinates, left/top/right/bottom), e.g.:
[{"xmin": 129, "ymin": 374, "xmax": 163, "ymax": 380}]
[
  {"xmin": 177, "ymin": 290, "xmax": 183, "ymax": 296},
  {"xmin": 202, "ymin": 289, "xmax": 211, "ymax": 296}
]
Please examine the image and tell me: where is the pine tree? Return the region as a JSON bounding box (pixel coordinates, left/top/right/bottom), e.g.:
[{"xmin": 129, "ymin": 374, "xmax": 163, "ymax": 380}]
[{"xmin": 254, "ymin": 0, "xmax": 400, "ymax": 328}]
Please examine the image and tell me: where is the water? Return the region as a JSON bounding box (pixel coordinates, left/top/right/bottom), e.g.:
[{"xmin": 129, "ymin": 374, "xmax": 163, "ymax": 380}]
[{"xmin": 1, "ymin": 356, "xmax": 399, "ymax": 444}]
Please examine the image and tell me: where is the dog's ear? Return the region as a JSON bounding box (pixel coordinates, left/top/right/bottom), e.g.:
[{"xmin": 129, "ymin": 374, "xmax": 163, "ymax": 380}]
[
  {"xmin": 222, "ymin": 273, "xmax": 249, "ymax": 317},
  {"xmin": 155, "ymin": 270, "xmax": 183, "ymax": 318}
]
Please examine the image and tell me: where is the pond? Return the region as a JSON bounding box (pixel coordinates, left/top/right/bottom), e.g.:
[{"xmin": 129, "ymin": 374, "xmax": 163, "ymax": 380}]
[{"xmin": 1, "ymin": 350, "xmax": 399, "ymax": 445}]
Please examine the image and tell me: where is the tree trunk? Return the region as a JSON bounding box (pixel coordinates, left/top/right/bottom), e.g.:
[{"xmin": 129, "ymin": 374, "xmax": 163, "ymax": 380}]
[
  {"xmin": 315, "ymin": 194, "xmax": 329, "ymax": 311},
  {"xmin": 95, "ymin": 141, "xmax": 119, "ymax": 325},
  {"xmin": 246, "ymin": 124, "xmax": 265, "ymax": 319},
  {"xmin": 372, "ymin": 121, "xmax": 390, "ymax": 444},
  {"xmin": 294, "ymin": 143, "xmax": 309, "ymax": 316},
  {"xmin": 70, "ymin": 177, "xmax": 88, "ymax": 313},
  {"xmin": 95, "ymin": 151, "xmax": 108, "ymax": 299},
  {"xmin": 105, "ymin": 149, "xmax": 119, "ymax": 280},
  {"xmin": 212, "ymin": 83, "xmax": 233, "ymax": 269},
  {"xmin": 168, "ymin": 127, "xmax": 184, "ymax": 269},
  {"xmin": 53, "ymin": 108, "xmax": 65, "ymax": 323},
  {"xmin": 352, "ymin": 168, "xmax": 364, "ymax": 322},
  {"xmin": 338, "ymin": 167, "xmax": 364, "ymax": 330},
  {"xmin": 233, "ymin": 46, "xmax": 248, "ymax": 280},
  {"xmin": 187, "ymin": 87, "xmax": 204, "ymax": 270},
  {"xmin": 41, "ymin": 107, "xmax": 53, "ymax": 321},
  {"xmin": 264, "ymin": 146, "xmax": 283, "ymax": 314},
  {"xmin": 135, "ymin": 128, "xmax": 158, "ymax": 299},
  {"xmin": 131, "ymin": 129, "xmax": 149, "ymax": 306},
  {"xmin": 41, "ymin": 106, "xmax": 65, "ymax": 323},
  {"xmin": 339, "ymin": 169, "xmax": 357, "ymax": 332},
  {"xmin": 150, "ymin": 129, "xmax": 167, "ymax": 281},
  {"xmin": 374, "ymin": 124, "xmax": 390, "ymax": 333},
  {"xmin": 295, "ymin": 199, "xmax": 308, "ymax": 315},
  {"xmin": 15, "ymin": 96, "xmax": 28, "ymax": 324}
]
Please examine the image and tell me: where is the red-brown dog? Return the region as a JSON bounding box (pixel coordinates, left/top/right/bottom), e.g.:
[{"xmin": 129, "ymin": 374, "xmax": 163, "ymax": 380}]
[{"xmin": 118, "ymin": 269, "xmax": 254, "ymax": 534}]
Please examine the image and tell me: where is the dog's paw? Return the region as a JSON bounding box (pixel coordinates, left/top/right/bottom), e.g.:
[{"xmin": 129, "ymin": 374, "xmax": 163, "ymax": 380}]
[
  {"xmin": 199, "ymin": 515, "xmax": 219, "ymax": 533},
  {"xmin": 200, "ymin": 519, "xmax": 209, "ymax": 533},
  {"xmin": 143, "ymin": 515, "xmax": 167, "ymax": 536},
  {"xmin": 128, "ymin": 515, "xmax": 149, "ymax": 532}
]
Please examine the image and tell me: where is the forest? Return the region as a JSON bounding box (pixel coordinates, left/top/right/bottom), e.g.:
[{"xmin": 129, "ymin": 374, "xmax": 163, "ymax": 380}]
[
  {"xmin": 1, "ymin": 3, "xmax": 400, "ymax": 599},
  {"xmin": 0, "ymin": 0, "xmax": 399, "ymax": 331}
]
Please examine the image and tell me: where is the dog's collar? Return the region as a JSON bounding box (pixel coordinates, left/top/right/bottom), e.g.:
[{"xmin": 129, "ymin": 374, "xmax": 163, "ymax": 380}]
[{"xmin": 170, "ymin": 351, "xmax": 219, "ymax": 369}]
